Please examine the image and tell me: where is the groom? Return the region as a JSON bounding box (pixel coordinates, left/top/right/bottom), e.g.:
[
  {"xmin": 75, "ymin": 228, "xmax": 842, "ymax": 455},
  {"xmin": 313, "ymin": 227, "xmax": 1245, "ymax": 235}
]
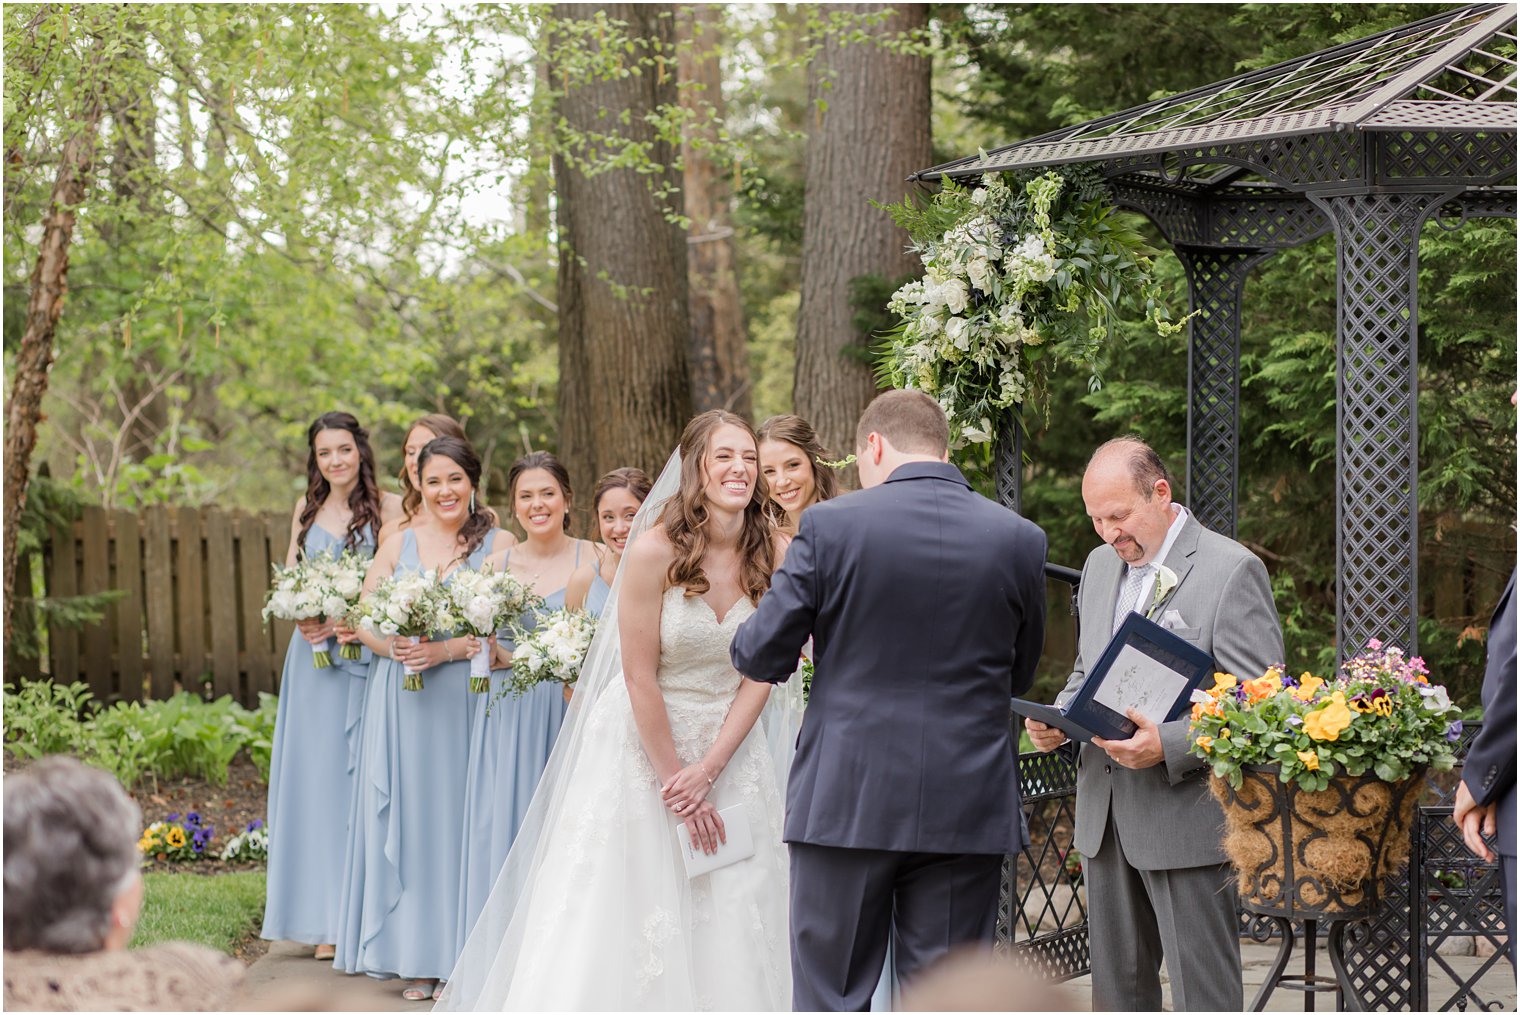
[{"xmin": 731, "ymin": 390, "xmax": 1048, "ymax": 1011}]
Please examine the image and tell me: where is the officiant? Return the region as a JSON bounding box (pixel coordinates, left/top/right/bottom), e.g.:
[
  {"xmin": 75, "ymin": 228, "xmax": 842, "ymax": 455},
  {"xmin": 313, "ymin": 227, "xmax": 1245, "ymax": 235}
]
[{"xmin": 1025, "ymin": 437, "xmax": 1283, "ymax": 1011}]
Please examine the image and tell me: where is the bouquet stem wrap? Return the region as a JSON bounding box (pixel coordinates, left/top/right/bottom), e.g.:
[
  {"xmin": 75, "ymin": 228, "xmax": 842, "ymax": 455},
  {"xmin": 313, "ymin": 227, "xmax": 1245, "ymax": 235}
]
[
  {"xmin": 468, "ymin": 646, "xmax": 491, "ymax": 694},
  {"xmin": 401, "ymin": 636, "xmax": 425, "ymax": 691},
  {"xmin": 310, "ymin": 636, "xmax": 333, "ymax": 670}
]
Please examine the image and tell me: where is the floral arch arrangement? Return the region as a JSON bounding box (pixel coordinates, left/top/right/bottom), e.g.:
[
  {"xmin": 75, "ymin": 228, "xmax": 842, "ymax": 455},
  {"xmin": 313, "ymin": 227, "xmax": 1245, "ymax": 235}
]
[{"xmin": 880, "ymin": 164, "xmax": 1186, "ymax": 446}]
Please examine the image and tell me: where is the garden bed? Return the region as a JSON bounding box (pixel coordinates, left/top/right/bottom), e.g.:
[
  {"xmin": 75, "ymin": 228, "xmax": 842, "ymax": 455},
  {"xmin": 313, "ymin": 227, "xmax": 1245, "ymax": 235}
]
[{"xmin": 134, "ymin": 754, "xmax": 269, "ymax": 873}]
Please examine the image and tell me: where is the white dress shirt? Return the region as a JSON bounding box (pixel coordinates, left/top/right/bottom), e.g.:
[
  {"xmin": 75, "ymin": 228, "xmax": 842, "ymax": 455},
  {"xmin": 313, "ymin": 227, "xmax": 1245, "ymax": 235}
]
[{"xmin": 1112, "ymin": 503, "xmax": 1189, "ymax": 631}]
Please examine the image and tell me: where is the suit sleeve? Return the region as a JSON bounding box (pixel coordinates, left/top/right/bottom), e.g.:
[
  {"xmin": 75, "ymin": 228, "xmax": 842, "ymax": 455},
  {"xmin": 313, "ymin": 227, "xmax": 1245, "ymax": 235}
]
[
  {"xmin": 1160, "ymin": 551, "xmax": 1284, "ymax": 784},
  {"xmin": 1053, "ymin": 563, "xmax": 1092, "ymax": 710},
  {"xmin": 1010, "ymin": 525, "xmax": 1049, "ymax": 697},
  {"xmin": 1462, "ymin": 572, "xmax": 1516, "ymax": 807},
  {"xmin": 730, "ymin": 511, "xmax": 820, "ymax": 683}
]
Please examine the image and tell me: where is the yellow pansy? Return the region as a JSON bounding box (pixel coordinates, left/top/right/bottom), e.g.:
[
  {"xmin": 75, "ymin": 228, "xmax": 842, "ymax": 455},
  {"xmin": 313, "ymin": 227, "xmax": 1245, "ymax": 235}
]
[
  {"xmin": 1211, "ymin": 672, "xmax": 1238, "ymax": 695},
  {"xmin": 1304, "ymin": 690, "xmax": 1353, "ymax": 741},
  {"xmin": 1196, "ymin": 735, "xmax": 1215, "ymax": 752},
  {"xmin": 1373, "ymin": 696, "xmax": 1394, "ymax": 717},
  {"xmin": 1218, "ymin": 727, "xmax": 1231, "ymax": 739},
  {"xmin": 1296, "ymin": 750, "xmax": 1320, "ymax": 771},
  {"xmin": 165, "ymin": 827, "xmax": 187, "ymax": 849},
  {"xmin": 1291, "ymin": 673, "xmax": 1325, "ymax": 701}
]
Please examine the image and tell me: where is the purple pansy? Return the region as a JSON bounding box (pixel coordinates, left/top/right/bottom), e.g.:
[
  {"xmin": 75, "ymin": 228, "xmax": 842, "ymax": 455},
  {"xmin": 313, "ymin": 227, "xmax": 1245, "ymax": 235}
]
[{"xmin": 1445, "ymin": 719, "xmax": 1464, "ymax": 742}]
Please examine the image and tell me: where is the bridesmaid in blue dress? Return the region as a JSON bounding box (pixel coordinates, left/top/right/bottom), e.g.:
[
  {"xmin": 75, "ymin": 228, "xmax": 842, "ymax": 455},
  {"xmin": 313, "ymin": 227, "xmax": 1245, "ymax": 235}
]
[
  {"xmin": 456, "ymin": 452, "xmax": 589, "ymax": 953},
  {"xmin": 261, "ymin": 412, "xmax": 401, "ymax": 959},
  {"xmin": 336, "ymin": 435, "xmax": 500, "ymax": 1002},
  {"xmin": 565, "ymin": 466, "xmax": 653, "ymax": 618}
]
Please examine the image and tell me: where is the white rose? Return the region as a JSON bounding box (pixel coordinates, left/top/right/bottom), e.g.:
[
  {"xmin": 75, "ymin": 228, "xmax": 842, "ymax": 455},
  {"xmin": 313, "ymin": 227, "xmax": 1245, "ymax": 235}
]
[
  {"xmin": 970, "ymin": 187, "xmax": 988, "ymax": 206},
  {"xmin": 941, "ymin": 279, "xmax": 969, "ymax": 314},
  {"xmin": 386, "ymin": 601, "xmax": 411, "ymax": 625},
  {"xmin": 944, "ymin": 316, "xmax": 971, "ymax": 351},
  {"xmin": 966, "ymin": 256, "xmax": 991, "ymax": 292}
]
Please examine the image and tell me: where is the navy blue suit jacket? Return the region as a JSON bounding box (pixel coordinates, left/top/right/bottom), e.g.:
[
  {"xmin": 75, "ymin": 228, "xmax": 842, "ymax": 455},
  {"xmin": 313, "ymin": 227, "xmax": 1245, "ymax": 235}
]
[
  {"xmin": 730, "ymin": 461, "xmax": 1048, "ymax": 855},
  {"xmin": 1464, "ymin": 568, "xmax": 1516, "ymax": 857}
]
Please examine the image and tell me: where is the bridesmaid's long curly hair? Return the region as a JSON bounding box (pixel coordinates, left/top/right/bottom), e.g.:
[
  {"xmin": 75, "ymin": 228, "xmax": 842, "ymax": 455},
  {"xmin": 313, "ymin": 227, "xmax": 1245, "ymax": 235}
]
[
  {"xmin": 398, "ymin": 413, "xmax": 469, "ymax": 520},
  {"xmin": 659, "ymin": 410, "xmax": 776, "ymax": 606},
  {"xmin": 756, "ymin": 413, "xmax": 838, "ymax": 531},
  {"xmin": 416, "ymin": 436, "xmax": 494, "ymax": 563},
  {"xmin": 297, "ymin": 412, "xmax": 383, "ymax": 556}
]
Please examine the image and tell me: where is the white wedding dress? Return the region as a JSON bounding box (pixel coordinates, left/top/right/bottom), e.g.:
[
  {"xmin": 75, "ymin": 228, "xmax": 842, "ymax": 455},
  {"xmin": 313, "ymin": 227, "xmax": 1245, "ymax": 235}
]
[{"xmin": 439, "ymin": 585, "xmax": 791, "ymax": 1011}]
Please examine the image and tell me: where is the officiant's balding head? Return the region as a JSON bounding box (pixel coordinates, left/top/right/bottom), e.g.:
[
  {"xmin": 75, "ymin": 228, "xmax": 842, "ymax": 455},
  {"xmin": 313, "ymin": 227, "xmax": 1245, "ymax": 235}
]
[
  {"xmin": 855, "ymin": 390, "xmax": 950, "ymax": 488},
  {"xmin": 1082, "ymin": 437, "xmax": 1175, "ymax": 566}
]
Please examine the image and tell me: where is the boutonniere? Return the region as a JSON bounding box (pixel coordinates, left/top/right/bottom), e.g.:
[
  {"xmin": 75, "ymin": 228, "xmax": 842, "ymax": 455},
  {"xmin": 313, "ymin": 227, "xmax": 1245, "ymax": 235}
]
[{"xmin": 1147, "ymin": 564, "xmax": 1179, "ymax": 618}]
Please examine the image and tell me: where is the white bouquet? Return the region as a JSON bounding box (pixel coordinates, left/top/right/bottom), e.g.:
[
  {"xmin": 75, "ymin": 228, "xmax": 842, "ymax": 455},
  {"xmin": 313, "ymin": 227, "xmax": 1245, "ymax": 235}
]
[
  {"xmin": 263, "ymin": 557, "xmax": 344, "ymax": 669},
  {"xmin": 352, "ymin": 570, "xmax": 449, "ymax": 691},
  {"xmin": 312, "ymin": 550, "xmax": 370, "ymax": 661},
  {"xmin": 501, "ymin": 608, "xmax": 598, "ymax": 699},
  {"xmin": 445, "ymin": 566, "xmax": 541, "ymax": 693}
]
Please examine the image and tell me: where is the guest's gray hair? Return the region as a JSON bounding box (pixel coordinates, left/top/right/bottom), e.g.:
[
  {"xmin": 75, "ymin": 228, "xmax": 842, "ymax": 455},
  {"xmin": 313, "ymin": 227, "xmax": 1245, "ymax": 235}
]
[
  {"xmin": 1087, "ymin": 436, "xmax": 1172, "ymax": 499},
  {"xmin": 4, "ymin": 757, "xmax": 142, "ymax": 953}
]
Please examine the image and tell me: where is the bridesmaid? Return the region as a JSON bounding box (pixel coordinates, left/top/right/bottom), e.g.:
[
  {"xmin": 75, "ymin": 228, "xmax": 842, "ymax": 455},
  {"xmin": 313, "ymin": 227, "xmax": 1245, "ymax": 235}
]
[
  {"xmin": 564, "ymin": 466, "xmax": 652, "ymax": 617},
  {"xmin": 335, "ymin": 436, "xmax": 502, "ymax": 1002},
  {"xmin": 378, "ymin": 413, "xmax": 483, "ymax": 544},
  {"xmin": 456, "ymin": 452, "xmax": 589, "ymax": 954},
  {"xmin": 757, "ymin": 413, "xmax": 839, "ymax": 535},
  {"xmin": 262, "ymin": 413, "xmax": 401, "ymax": 958}
]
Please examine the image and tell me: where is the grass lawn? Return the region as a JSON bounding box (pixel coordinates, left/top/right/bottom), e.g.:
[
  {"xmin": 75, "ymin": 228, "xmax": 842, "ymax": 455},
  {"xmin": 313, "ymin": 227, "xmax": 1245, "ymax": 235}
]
[{"xmin": 133, "ymin": 871, "xmax": 266, "ymax": 956}]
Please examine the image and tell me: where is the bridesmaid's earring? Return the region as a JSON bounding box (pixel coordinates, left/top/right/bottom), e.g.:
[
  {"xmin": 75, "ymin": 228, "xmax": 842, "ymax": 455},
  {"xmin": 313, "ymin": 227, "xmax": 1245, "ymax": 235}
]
[{"xmin": 469, "ymin": 492, "xmax": 477, "ymax": 515}]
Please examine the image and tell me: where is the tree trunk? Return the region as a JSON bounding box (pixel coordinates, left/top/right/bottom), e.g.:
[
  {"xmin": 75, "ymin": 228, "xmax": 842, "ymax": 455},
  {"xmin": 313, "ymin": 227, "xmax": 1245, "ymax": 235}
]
[
  {"xmin": 794, "ymin": 3, "xmax": 932, "ymax": 464},
  {"xmin": 4, "ymin": 29, "xmax": 111, "ymax": 639},
  {"xmin": 678, "ymin": 6, "xmax": 750, "ymax": 418},
  {"xmin": 552, "ymin": 4, "xmax": 691, "ymax": 523}
]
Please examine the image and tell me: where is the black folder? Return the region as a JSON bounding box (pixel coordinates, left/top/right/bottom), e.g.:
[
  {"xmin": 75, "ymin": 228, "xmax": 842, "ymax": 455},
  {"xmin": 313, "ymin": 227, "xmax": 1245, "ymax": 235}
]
[{"xmin": 1012, "ymin": 612, "xmax": 1216, "ymax": 743}]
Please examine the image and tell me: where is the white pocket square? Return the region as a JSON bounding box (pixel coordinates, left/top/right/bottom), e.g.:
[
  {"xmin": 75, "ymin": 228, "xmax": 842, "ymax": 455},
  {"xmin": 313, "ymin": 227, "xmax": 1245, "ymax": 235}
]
[{"xmin": 1160, "ymin": 609, "xmax": 1189, "ymax": 631}]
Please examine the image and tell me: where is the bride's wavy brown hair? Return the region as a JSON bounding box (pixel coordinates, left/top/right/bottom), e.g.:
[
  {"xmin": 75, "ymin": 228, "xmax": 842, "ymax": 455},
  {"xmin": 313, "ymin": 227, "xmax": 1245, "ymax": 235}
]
[{"xmin": 659, "ymin": 410, "xmax": 776, "ymax": 605}]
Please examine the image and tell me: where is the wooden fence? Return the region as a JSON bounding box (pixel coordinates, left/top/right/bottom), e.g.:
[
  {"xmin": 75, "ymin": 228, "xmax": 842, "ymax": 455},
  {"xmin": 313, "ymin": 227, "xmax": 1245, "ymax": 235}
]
[
  {"xmin": 7, "ymin": 504, "xmax": 1510, "ymax": 707},
  {"xmin": 10, "ymin": 506, "xmax": 297, "ymax": 707}
]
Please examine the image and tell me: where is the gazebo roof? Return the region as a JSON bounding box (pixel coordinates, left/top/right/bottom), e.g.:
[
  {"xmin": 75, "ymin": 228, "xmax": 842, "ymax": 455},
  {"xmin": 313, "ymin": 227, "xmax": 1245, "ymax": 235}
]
[{"xmin": 914, "ymin": 3, "xmax": 1517, "ymax": 191}]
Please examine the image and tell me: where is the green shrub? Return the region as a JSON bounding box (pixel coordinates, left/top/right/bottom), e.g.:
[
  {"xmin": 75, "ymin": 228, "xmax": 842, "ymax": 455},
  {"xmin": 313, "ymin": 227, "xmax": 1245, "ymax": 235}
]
[
  {"xmin": 2, "ymin": 679, "xmax": 92, "ymax": 757},
  {"xmin": 2, "ymin": 681, "xmax": 280, "ymax": 788}
]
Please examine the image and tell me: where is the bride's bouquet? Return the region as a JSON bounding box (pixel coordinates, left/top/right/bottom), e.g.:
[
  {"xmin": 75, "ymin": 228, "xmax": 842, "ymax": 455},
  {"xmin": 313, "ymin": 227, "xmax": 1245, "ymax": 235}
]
[
  {"xmin": 445, "ymin": 566, "xmax": 541, "ymax": 693},
  {"xmin": 352, "ymin": 571, "xmax": 451, "ymax": 691},
  {"xmin": 263, "ymin": 554, "xmax": 361, "ymax": 669},
  {"xmin": 500, "ymin": 608, "xmax": 598, "ymax": 699}
]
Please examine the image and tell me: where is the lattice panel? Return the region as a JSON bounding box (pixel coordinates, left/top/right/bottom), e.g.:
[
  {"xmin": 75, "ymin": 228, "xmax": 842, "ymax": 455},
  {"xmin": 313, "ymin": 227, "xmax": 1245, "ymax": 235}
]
[
  {"xmin": 1177, "ymin": 249, "xmax": 1273, "ymax": 536},
  {"xmin": 1377, "ymin": 130, "xmax": 1519, "ymax": 183},
  {"xmin": 994, "ymin": 411, "xmax": 1023, "ymax": 515},
  {"xmin": 1445, "ymin": 187, "xmax": 1519, "ymax": 220},
  {"xmin": 1316, "ymin": 190, "xmax": 1462, "ymax": 659},
  {"xmin": 1207, "ymin": 194, "xmax": 1332, "ymax": 249},
  {"xmin": 998, "ymin": 733, "xmax": 1089, "ymax": 981}
]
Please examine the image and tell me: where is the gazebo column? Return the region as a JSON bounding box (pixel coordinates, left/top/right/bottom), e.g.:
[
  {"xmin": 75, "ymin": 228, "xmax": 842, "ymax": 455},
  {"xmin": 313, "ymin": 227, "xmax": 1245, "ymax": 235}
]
[
  {"xmin": 1174, "ymin": 247, "xmax": 1272, "ymax": 538},
  {"xmin": 993, "ymin": 410, "xmax": 1023, "ymax": 514},
  {"xmin": 1309, "ymin": 189, "xmax": 1463, "ymax": 661}
]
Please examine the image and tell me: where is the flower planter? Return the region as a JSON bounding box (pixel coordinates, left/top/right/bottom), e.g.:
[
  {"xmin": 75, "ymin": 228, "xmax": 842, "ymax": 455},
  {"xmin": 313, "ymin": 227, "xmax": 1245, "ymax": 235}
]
[{"xmin": 1212, "ymin": 765, "xmax": 1424, "ymax": 917}]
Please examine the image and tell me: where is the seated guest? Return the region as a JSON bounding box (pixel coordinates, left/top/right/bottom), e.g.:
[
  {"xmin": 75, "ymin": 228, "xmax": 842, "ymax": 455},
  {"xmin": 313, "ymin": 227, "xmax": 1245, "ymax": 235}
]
[{"xmin": 3, "ymin": 757, "xmax": 244, "ymax": 1011}]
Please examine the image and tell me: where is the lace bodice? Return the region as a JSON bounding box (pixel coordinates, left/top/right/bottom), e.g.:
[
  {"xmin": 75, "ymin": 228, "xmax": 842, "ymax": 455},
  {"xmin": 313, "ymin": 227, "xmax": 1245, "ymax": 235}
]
[{"xmin": 657, "ymin": 586, "xmax": 754, "ymax": 703}]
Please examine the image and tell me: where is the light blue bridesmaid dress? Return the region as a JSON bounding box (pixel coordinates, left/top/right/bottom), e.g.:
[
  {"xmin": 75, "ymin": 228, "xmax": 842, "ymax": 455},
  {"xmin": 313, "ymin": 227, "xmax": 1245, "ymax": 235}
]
[
  {"xmin": 455, "ymin": 544, "xmax": 577, "ymax": 948},
  {"xmin": 261, "ymin": 522, "xmax": 375, "ymax": 946},
  {"xmin": 335, "ymin": 527, "xmax": 499, "ymax": 981},
  {"xmin": 585, "ymin": 570, "xmax": 612, "ymax": 617}
]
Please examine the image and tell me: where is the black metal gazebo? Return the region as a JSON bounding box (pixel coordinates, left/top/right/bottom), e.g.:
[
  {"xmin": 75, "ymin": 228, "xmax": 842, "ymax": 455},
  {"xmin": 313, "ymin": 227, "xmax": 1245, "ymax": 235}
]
[
  {"xmin": 915, "ymin": 2, "xmax": 1517, "ymax": 661},
  {"xmin": 919, "ymin": 7, "xmax": 1518, "ymax": 1007}
]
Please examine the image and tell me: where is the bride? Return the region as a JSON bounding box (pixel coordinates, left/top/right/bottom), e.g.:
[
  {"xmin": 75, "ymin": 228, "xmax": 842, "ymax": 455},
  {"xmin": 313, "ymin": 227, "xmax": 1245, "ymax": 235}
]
[{"xmin": 437, "ymin": 410, "xmax": 792, "ymax": 1011}]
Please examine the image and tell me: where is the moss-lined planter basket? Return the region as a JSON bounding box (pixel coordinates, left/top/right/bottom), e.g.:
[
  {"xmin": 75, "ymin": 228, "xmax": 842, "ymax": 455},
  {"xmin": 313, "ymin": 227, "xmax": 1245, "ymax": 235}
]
[{"xmin": 1212, "ymin": 765, "xmax": 1424, "ymax": 918}]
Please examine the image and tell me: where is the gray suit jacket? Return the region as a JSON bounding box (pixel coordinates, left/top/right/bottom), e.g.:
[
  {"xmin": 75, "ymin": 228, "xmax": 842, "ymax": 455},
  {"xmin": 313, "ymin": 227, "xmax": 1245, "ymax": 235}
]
[{"xmin": 1056, "ymin": 512, "xmax": 1284, "ymax": 870}]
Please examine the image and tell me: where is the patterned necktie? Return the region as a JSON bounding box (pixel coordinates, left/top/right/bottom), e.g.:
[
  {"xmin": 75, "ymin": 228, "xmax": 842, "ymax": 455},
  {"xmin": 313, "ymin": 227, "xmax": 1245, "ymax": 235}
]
[{"xmin": 1113, "ymin": 563, "xmax": 1153, "ymax": 634}]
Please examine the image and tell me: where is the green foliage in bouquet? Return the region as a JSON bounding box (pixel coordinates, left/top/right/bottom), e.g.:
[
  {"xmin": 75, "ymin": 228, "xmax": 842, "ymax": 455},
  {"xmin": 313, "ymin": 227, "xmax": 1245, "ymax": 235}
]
[
  {"xmin": 877, "ymin": 164, "xmax": 1188, "ymax": 446},
  {"xmin": 1189, "ymin": 642, "xmax": 1462, "ymax": 792}
]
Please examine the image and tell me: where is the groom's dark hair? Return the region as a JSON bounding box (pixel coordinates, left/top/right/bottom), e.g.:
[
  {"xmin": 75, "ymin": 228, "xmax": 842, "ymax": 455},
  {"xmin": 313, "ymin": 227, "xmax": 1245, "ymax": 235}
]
[{"xmin": 855, "ymin": 390, "xmax": 949, "ymax": 456}]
